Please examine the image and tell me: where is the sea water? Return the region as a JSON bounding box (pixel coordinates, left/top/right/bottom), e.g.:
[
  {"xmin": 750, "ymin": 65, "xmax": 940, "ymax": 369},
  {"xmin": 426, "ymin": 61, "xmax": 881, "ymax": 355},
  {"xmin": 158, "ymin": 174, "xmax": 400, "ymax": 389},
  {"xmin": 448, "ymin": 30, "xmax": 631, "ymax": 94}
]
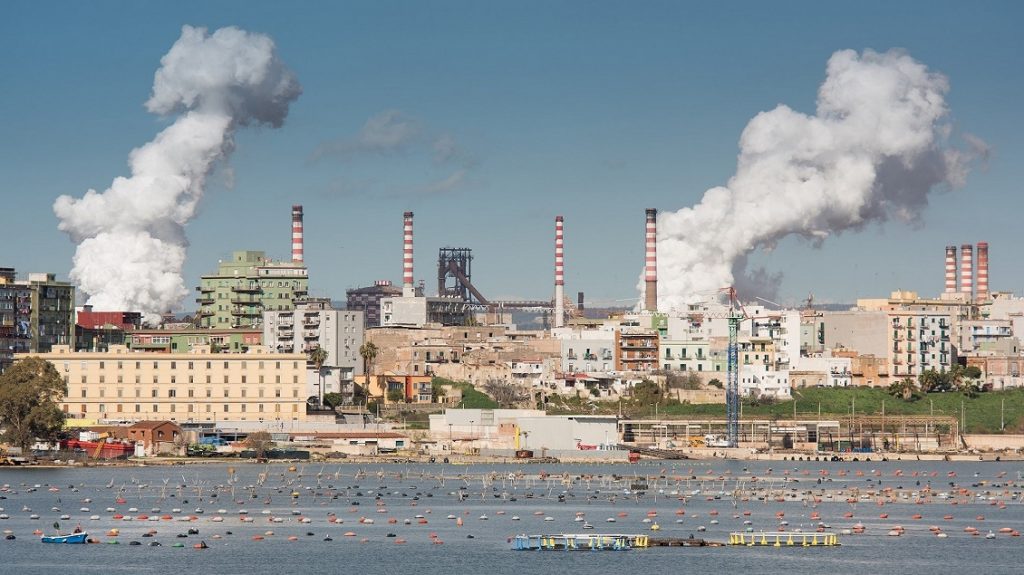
[{"xmin": 1, "ymin": 459, "xmax": 1022, "ymax": 575}]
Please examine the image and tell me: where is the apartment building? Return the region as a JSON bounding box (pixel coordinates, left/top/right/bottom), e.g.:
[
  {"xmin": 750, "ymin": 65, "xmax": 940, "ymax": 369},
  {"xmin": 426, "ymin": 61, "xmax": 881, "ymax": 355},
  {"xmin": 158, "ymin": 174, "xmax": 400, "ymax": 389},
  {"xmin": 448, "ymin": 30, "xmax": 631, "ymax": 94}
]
[
  {"xmin": 195, "ymin": 251, "xmax": 308, "ymax": 329},
  {"xmin": 1, "ymin": 269, "xmax": 75, "ymax": 373},
  {"xmin": 29, "ymin": 345, "xmax": 307, "ymax": 424}
]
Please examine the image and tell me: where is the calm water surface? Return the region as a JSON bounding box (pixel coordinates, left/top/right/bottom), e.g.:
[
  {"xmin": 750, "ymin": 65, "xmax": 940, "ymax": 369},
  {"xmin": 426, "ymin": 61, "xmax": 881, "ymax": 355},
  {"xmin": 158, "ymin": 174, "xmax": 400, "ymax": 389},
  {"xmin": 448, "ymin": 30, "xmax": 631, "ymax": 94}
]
[{"xmin": 1, "ymin": 460, "xmax": 1022, "ymax": 575}]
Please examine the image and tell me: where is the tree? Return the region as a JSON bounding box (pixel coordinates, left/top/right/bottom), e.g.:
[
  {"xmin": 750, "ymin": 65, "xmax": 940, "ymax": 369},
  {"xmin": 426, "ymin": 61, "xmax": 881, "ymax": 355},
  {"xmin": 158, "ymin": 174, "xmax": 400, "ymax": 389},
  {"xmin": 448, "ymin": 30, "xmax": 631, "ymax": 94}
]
[
  {"xmin": 664, "ymin": 371, "xmax": 702, "ymax": 390},
  {"xmin": 307, "ymin": 345, "xmax": 329, "ymax": 407},
  {"xmin": 707, "ymin": 378, "xmax": 724, "ymax": 389},
  {"xmin": 431, "ymin": 380, "xmax": 447, "ymax": 404},
  {"xmin": 918, "ymin": 369, "xmax": 945, "ymax": 393},
  {"xmin": 359, "ymin": 341, "xmax": 379, "ymax": 401},
  {"xmin": 386, "ymin": 389, "xmax": 405, "ymax": 404},
  {"xmin": 322, "ymin": 392, "xmax": 344, "ymax": 409},
  {"xmin": 888, "ymin": 377, "xmax": 917, "ymax": 401},
  {"xmin": 243, "ymin": 431, "xmax": 274, "ymax": 461},
  {"xmin": 0, "ymin": 357, "xmax": 66, "ymax": 453},
  {"xmin": 481, "ymin": 379, "xmax": 531, "ymax": 408}
]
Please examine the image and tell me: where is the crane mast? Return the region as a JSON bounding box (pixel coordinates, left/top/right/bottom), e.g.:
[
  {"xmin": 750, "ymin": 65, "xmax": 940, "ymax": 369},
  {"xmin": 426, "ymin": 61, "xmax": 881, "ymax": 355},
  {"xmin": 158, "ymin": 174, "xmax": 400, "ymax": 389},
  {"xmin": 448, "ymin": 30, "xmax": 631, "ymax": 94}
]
[{"xmin": 726, "ymin": 305, "xmax": 741, "ymax": 447}]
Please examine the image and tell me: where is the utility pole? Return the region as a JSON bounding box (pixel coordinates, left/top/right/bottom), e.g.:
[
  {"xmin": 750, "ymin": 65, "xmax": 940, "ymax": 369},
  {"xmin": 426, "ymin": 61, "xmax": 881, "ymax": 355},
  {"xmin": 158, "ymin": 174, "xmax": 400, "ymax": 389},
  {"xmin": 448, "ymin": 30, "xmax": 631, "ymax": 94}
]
[{"xmin": 1001, "ymin": 398, "xmax": 1005, "ymax": 431}]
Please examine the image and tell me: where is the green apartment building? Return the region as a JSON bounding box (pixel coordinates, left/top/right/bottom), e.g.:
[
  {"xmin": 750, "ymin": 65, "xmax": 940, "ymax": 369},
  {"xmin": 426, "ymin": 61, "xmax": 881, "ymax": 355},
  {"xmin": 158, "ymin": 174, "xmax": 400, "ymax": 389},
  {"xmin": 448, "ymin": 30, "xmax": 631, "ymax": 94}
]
[{"xmin": 195, "ymin": 251, "xmax": 308, "ymax": 329}]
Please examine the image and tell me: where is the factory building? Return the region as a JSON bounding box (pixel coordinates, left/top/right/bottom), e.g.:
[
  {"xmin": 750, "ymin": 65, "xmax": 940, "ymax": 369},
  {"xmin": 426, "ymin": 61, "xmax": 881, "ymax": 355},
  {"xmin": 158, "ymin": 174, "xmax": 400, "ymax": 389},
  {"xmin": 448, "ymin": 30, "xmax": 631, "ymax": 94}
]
[
  {"xmin": 0, "ymin": 269, "xmax": 75, "ymax": 373},
  {"xmin": 29, "ymin": 345, "xmax": 308, "ymax": 424},
  {"xmin": 195, "ymin": 250, "xmax": 308, "ymax": 329},
  {"xmin": 75, "ymin": 308, "xmax": 143, "ymax": 352}
]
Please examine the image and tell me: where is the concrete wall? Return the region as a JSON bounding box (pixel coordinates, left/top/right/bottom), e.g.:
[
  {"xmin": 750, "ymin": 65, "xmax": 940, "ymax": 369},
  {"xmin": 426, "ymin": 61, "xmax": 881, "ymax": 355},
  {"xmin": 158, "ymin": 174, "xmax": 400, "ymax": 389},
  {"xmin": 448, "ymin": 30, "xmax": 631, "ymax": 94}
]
[
  {"xmin": 963, "ymin": 434, "xmax": 1024, "ymax": 451},
  {"xmin": 822, "ymin": 311, "xmax": 888, "ymax": 357}
]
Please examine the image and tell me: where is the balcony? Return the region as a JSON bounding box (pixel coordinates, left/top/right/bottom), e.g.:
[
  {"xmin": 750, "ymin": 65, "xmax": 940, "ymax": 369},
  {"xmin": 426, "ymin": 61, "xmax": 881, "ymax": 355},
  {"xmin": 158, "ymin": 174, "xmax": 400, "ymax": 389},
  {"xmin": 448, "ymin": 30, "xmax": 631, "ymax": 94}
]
[
  {"xmin": 303, "ymin": 330, "xmax": 319, "ymax": 339},
  {"xmin": 278, "ymin": 329, "xmax": 294, "ymax": 338},
  {"xmin": 230, "ymin": 307, "xmax": 260, "ymax": 317},
  {"xmin": 277, "ymin": 320, "xmax": 294, "ymax": 329},
  {"xmin": 197, "ymin": 309, "xmax": 214, "ymax": 317},
  {"xmin": 196, "ymin": 296, "xmax": 214, "ymax": 305},
  {"xmin": 231, "ymin": 285, "xmax": 260, "ymax": 293},
  {"xmin": 196, "ymin": 286, "xmax": 213, "ymax": 293},
  {"xmin": 303, "ymin": 317, "xmax": 320, "ymax": 328}
]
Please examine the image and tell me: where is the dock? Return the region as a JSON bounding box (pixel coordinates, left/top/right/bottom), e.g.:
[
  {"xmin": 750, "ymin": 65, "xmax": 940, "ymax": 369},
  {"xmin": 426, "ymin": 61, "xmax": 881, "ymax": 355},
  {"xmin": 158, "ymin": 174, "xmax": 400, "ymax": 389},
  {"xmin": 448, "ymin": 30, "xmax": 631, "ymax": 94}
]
[
  {"xmin": 511, "ymin": 534, "xmax": 648, "ymax": 550},
  {"xmin": 728, "ymin": 532, "xmax": 840, "ymax": 547}
]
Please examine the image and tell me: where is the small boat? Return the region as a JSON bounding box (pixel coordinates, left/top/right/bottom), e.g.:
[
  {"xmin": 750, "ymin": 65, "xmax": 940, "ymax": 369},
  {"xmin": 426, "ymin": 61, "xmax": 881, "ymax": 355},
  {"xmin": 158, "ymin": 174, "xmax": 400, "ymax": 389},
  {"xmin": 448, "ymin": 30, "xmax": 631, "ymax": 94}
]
[{"xmin": 42, "ymin": 532, "xmax": 89, "ymax": 544}]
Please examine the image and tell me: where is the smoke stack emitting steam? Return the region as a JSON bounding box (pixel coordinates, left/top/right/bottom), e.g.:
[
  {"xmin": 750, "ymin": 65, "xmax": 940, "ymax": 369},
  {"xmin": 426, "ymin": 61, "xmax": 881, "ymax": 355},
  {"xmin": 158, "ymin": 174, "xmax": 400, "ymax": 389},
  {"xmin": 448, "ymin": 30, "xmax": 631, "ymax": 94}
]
[
  {"xmin": 554, "ymin": 216, "xmax": 565, "ymax": 328},
  {"xmin": 402, "ymin": 211, "xmax": 415, "ymax": 297},
  {"xmin": 53, "ymin": 25, "xmax": 301, "ymax": 324},
  {"xmin": 650, "ymin": 49, "xmax": 981, "ymax": 311}
]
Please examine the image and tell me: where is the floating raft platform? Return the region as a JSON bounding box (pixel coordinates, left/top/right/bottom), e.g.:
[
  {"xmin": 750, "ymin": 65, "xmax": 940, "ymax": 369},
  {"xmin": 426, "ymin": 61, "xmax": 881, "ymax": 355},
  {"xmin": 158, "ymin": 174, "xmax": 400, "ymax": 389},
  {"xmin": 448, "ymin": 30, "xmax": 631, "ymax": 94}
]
[
  {"xmin": 729, "ymin": 532, "xmax": 840, "ymax": 547},
  {"xmin": 512, "ymin": 534, "xmax": 649, "ymax": 550}
]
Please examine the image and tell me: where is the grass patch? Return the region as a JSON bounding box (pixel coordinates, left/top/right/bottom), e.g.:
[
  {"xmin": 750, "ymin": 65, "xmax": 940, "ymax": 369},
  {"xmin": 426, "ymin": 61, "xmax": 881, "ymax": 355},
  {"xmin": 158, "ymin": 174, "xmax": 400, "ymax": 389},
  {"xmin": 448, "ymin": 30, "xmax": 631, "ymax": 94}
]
[
  {"xmin": 545, "ymin": 387, "xmax": 1024, "ymax": 434},
  {"xmin": 434, "ymin": 377, "xmax": 498, "ymax": 409}
]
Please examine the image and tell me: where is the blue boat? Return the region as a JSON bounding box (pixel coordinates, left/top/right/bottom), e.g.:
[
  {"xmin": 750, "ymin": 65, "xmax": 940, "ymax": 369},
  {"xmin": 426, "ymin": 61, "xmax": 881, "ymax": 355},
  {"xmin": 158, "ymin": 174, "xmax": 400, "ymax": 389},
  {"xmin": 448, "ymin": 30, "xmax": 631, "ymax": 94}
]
[{"xmin": 41, "ymin": 532, "xmax": 89, "ymax": 544}]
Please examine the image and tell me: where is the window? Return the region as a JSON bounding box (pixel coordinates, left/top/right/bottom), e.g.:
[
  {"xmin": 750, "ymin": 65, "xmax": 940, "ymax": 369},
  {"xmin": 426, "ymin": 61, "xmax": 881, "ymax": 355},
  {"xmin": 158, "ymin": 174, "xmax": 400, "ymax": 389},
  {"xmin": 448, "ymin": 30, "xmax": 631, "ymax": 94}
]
[
  {"xmin": 151, "ymin": 388, "xmax": 158, "ymax": 398},
  {"xmin": 81, "ymin": 388, "xmax": 86, "ymax": 398},
  {"xmin": 168, "ymin": 389, "xmax": 176, "ymax": 398},
  {"xmin": 188, "ymin": 389, "xmax": 194, "ymax": 398}
]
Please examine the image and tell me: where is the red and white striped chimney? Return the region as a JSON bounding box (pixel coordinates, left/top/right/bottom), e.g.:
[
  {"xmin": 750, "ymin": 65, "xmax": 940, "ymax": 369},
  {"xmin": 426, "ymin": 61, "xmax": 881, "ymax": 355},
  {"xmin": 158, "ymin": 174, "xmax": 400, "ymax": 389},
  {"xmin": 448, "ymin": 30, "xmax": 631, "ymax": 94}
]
[
  {"xmin": 960, "ymin": 243, "xmax": 974, "ymax": 300},
  {"xmin": 554, "ymin": 216, "xmax": 565, "ymax": 328},
  {"xmin": 291, "ymin": 205, "xmax": 304, "ymax": 263},
  {"xmin": 644, "ymin": 208, "xmax": 658, "ymax": 312},
  {"xmin": 977, "ymin": 242, "xmax": 989, "ymax": 300},
  {"xmin": 402, "ymin": 211, "xmax": 415, "ymax": 297},
  {"xmin": 944, "ymin": 245, "xmax": 957, "ymax": 294}
]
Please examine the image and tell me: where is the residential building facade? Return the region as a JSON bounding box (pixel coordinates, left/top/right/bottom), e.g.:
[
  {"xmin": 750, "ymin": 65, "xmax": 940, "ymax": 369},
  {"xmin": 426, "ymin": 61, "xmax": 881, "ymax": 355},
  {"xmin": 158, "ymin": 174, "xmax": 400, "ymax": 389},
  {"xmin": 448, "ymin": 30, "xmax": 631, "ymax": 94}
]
[
  {"xmin": 28, "ymin": 345, "xmax": 308, "ymax": 424},
  {"xmin": 195, "ymin": 251, "xmax": 308, "ymax": 329}
]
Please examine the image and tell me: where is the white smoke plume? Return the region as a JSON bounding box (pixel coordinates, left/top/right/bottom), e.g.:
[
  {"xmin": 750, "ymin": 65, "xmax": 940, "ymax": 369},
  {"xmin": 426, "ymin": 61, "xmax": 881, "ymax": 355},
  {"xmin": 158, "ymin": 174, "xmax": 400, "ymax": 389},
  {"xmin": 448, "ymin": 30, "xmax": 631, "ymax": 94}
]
[
  {"xmin": 54, "ymin": 25, "xmax": 301, "ymax": 324},
  {"xmin": 652, "ymin": 49, "xmax": 982, "ymax": 312}
]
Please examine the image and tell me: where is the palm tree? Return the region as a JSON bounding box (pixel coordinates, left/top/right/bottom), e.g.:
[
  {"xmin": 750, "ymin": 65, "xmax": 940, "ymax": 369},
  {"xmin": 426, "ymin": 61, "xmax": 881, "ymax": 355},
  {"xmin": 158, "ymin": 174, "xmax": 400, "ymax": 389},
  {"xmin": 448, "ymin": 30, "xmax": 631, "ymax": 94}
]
[
  {"xmin": 359, "ymin": 341, "xmax": 379, "ymax": 404},
  {"xmin": 888, "ymin": 377, "xmax": 917, "ymax": 401},
  {"xmin": 307, "ymin": 345, "xmax": 329, "ymax": 408}
]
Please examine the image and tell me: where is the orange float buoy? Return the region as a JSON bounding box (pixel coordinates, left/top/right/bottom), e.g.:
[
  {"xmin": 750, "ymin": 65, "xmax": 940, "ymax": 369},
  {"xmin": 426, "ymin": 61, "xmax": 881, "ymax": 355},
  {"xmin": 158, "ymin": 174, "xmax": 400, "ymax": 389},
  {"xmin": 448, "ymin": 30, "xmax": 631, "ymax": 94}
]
[
  {"xmin": 879, "ymin": 514, "xmax": 889, "ymax": 519},
  {"xmin": 252, "ymin": 535, "xmax": 264, "ymax": 541}
]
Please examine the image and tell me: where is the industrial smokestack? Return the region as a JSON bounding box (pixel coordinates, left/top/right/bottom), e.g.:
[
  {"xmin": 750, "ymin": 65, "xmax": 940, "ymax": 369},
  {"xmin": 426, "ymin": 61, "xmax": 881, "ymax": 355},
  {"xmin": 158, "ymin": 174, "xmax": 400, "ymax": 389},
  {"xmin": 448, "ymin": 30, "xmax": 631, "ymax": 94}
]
[
  {"xmin": 577, "ymin": 291, "xmax": 584, "ymax": 312},
  {"xmin": 944, "ymin": 245, "xmax": 957, "ymax": 294},
  {"xmin": 960, "ymin": 243, "xmax": 974, "ymax": 300},
  {"xmin": 403, "ymin": 211, "xmax": 414, "ymax": 297},
  {"xmin": 644, "ymin": 208, "xmax": 658, "ymax": 312},
  {"xmin": 977, "ymin": 242, "xmax": 989, "ymax": 300},
  {"xmin": 291, "ymin": 205, "xmax": 304, "ymax": 263},
  {"xmin": 554, "ymin": 216, "xmax": 565, "ymax": 328}
]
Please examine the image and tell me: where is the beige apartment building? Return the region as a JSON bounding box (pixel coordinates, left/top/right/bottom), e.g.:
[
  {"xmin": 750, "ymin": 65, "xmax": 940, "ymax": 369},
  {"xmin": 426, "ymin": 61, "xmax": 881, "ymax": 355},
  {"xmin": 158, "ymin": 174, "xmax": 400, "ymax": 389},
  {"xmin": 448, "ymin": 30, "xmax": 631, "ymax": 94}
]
[{"xmin": 25, "ymin": 345, "xmax": 308, "ymax": 424}]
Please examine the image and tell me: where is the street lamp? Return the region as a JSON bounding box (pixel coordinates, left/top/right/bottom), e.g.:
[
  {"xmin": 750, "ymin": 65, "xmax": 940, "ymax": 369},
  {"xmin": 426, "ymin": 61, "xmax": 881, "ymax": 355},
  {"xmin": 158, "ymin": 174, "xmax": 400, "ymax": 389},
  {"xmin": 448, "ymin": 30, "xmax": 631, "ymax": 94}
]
[{"xmin": 448, "ymin": 423, "xmax": 453, "ymax": 450}]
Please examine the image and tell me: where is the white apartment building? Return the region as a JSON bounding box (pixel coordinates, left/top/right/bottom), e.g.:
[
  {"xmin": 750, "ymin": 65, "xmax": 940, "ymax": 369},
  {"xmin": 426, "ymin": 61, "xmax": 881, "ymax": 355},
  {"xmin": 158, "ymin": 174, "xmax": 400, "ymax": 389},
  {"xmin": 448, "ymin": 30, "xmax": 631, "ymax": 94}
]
[{"xmin": 263, "ymin": 299, "xmax": 364, "ymax": 402}]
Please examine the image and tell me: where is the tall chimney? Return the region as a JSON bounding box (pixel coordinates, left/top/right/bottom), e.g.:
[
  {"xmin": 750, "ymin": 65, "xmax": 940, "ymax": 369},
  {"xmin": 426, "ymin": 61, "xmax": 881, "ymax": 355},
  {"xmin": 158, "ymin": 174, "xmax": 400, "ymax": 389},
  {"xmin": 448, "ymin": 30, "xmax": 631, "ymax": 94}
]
[
  {"xmin": 291, "ymin": 205, "xmax": 304, "ymax": 263},
  {"xmin": 977, "ymin": 242, "xmax": 989, "ymax": 300},
  {"xmin": 403, "ymin": 211, "xmax": 414, "ymax": 297},
  {"xmin": 944, "ymin": 245, "xmax": 957, "ymax": 294},
  {"xmin": 554, "ymin": 216, "xmax": 565, "ymax": 328},
  {"xmin": 644, "ymin": 208, "xmax": 658, "ymax": 312},
  {"xmin": 577, "ymin": 291, "xmax": 584, "ymax": 313},
  {"xmin": 960, "ymin": 243, "xmax": 974, "ymax": 301}
]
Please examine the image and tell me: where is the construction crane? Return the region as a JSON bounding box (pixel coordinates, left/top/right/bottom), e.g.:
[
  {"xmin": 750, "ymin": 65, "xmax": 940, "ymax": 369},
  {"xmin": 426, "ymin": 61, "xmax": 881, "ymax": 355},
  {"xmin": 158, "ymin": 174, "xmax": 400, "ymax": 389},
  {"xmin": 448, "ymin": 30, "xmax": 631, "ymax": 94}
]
[
  {"xmin": 680, "ymin": 287, "xmax": 748, "ymax": 447},
  {"xmin": 724, "ymin": 288, "xmax": 747, "ymax": 447}
]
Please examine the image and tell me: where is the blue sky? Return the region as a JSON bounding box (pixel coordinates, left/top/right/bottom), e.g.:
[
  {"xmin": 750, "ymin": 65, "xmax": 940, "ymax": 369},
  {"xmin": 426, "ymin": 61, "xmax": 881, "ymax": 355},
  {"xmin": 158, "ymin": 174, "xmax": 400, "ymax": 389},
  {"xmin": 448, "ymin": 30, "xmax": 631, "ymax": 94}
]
[{"xmin": 2, "ymin": 1, "xmax": 1022, "ymax": 309}]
